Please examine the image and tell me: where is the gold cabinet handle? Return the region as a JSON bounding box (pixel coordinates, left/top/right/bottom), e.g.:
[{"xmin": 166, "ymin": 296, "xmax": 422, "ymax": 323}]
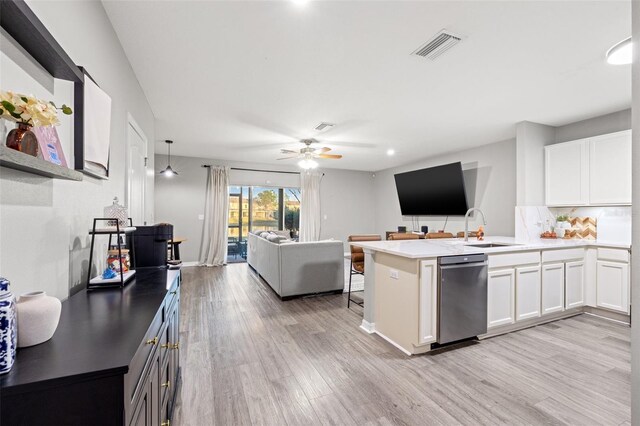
[
  {"xmin": 171, "ymin": 342, "xmax": 180, "ymax": 350},
  {"xmin": 170, "ymin": 291, "xmax": 177, "ymax": 295},
  {"xmin": 161, "ymin": 343, "xmax": 170, "ymax": 349},
  {"xmin": 161, "ymin": 380, "xmax": 171, "ymax": 389},
  {"xmin": 146, "ymin": 337, "xmax": 158, "ymax": 345},
  {"xmin": 161, "ymin": 421, "xmax": 170, "ymax": 426}
]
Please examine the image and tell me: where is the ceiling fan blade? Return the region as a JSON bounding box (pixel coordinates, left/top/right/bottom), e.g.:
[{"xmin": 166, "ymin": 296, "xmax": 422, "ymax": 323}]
[
  {"xmin": 280, "ymin": 149, "xmax": 299, "ymax": 154},
  {"xmin": 317, "ymin": 154, "xmax": 343, "ymax": 159},
  {"xmin": 317, "ymin": 147, "xmax": 331, "ymax": 153},
  {"xmin": 277, "ymin": 155, "xmax": 300, "ymax": 160}
]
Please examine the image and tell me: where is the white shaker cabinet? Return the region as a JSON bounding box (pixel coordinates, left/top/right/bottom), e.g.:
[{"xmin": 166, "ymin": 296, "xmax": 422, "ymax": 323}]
[
  {"xmin": 545, "ymin": 139, "xmax": 589, "ymax": 206},
  {"xmin": 565, "ymin": 260, "xmax": 585, "ymax": 309},
  {"xmin": 515, "ymin": 266, "xmax": 541, "ymax": 321},
  {"xmin": 487, "ymin": 269, "xmax": 515, "ymax": 328},
  {"xmin": 541, "ymin": 263, "xmax": 565, "ymax": 315},
  {"xmin": 596, "ymin": 260, "xmax": 630, "ymax": 314},
  {"xmin": 589, "ymin": 130, "xmax": 632, "ymax": 205}
]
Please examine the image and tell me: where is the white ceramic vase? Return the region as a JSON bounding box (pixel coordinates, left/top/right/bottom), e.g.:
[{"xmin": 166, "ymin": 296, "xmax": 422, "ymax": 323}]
[{"xmin": 16, "ymin": 291, "xmax": 61, "ymax": 348}]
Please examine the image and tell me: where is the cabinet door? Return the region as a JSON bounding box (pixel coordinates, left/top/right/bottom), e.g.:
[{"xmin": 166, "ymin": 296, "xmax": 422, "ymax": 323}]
[
  {"xmin": 565, "ymin": 260, "xmax": 585, "ymax": 309},
  {"xmin": 131, "ymin": 384, "xmax": 150, "ymax": 426},
  {"xmin": 515, "ymin": 266, "xmax": 541, "ymax": 321},
  {"xmin": 418, "ymin": 260, "xmax": 437, "ymax": 344},
  {"xmin": 596, "ymin": 260, "xmax": 630, "ymax": 313},
  {"xmin": 545, "ymin": 139, "xmax": 589, "ymax": 206},
  {"xmin": 541, "ymin": 263, "xmax": 564, "ymax": 315},
  {"xmin": 487, "ymin": 269, "xmax": 515, "ymax": 328},
  {"xmin": 148, "ymin": 350, "xmax": 161, "ymax": 426},
  {"xmin": 589, "ymin": 131, "xmax": 632, "ymax": 205}
]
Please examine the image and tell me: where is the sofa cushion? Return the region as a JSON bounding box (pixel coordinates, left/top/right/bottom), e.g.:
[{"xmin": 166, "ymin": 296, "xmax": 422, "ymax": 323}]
[
  {"xmin": 266, "ymin": 233, "xmax": 286, "ymax": 243},
  {"xmin": 271, "ymin": 230, "xmax": 292, "ymax": 240},
  {"xmin": 259, "ymin": 231, "xmax": 270, "ymax": 239}
]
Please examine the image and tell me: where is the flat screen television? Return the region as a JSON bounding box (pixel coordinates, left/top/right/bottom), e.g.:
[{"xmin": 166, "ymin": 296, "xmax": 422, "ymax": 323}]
[{"xmin": 394, "ymin": 162, "xmax": 469, "ymax": 216}]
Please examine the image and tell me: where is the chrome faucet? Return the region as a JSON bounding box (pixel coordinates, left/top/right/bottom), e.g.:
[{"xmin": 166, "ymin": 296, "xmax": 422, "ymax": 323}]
[{"xmin": 464, "ymin": 208, "xmax": 487, "ymax": 242}]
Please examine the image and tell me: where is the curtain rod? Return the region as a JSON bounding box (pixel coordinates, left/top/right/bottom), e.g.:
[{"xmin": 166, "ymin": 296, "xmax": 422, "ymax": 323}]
[{"xmin": 202, "ymin": 165, "xmax": 324, "ymax": 176}]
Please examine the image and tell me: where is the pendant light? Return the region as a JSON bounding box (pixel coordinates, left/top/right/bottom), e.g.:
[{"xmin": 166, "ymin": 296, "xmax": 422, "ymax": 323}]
[
  {"xmin": 159, "ymin": 140, "xmax": 178, "ymax": 177},
  {"xmin": 606, "ymin": 37, "xmax": 632, "ymax": 65}
]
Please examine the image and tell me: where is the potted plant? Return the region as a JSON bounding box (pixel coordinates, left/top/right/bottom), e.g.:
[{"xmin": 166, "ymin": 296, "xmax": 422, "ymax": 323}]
[
  {"xmin": 0, "ymin": 90, "xmax": 72, "ymax": 157},
  {"xmin": 556, "ymin": 214, "xmax": 571, "ymax": 229}
]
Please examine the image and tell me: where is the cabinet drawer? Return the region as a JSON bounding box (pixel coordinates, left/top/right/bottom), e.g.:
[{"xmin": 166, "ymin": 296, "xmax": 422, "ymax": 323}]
[
  {"xmin": 126, "ymin": 303, "xmax": 165, "ymax": 406},
  {"xmin": 541, "ymin": 248, "xmax": 585, "ymax": 263},
  {"xmin": 597, "ymin": 248, "xmax": 629, "ymax": 263},
  {"xmin": 489, "ymin": 251, "xmax": 540, "ymax": 269}
]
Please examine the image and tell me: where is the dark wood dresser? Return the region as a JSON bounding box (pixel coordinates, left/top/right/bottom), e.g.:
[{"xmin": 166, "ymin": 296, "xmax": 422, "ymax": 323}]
[{"xmin": 0, "ymin": 267, "xmax": 181, "ymax": 426}]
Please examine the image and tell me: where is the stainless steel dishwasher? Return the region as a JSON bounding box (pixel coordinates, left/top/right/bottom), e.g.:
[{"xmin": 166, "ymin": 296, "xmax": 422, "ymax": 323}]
[{"xmin": 437, "ymin": 254, "xmax": 488, "ymax": 345}]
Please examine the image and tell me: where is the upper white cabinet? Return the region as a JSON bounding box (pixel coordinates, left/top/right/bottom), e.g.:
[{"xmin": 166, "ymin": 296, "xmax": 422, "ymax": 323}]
[
  {"xmin": 545, "ymin": 130, "xmax": 632, "ymax": 206},
  {"xmin": 545, "ymin": 139, "xmax": 589, "ymax": 206},
  {"xmin": 589, "ymin": 131, "xmax": 632, "ymax": 205}
]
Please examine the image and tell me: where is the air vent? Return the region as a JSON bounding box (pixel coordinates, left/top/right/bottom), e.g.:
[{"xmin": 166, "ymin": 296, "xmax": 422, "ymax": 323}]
[
  {"xmin": 314, "ymin": 122, "xmax": 335, "ymax": 132},
  {"xmin": 412, "ymin": 30, "xmax": 462, "ymax": 60}
]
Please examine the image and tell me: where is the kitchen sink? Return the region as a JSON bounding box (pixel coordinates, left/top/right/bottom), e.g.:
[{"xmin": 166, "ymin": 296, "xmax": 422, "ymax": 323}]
[{"xmin": 465, "ymin": 243, "xmax": 520, "ymax": 248}]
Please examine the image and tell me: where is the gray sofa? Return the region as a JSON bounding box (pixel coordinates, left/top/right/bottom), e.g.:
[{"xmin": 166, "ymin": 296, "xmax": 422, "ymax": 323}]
[{"xmin": 247, "ymin": 232, "xmax": 344, "ymax": 299}]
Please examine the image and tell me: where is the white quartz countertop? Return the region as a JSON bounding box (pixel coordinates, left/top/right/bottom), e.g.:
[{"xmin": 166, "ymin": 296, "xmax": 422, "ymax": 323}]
[{"xmin": 351, "ymin": 236, "xmax": 631, "ymax": 259}]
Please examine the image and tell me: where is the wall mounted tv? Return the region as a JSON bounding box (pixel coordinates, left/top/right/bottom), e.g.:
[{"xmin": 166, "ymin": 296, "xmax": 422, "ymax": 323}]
[{"xmin": 394, "ymin": 162, "xmax": 469, "ymax": 216}]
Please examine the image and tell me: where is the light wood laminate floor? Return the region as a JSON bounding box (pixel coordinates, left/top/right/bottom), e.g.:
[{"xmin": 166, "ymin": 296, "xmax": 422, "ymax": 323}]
[{"xmin": 173, "ymin": 264, "xmax": 630, "ymax": 426}]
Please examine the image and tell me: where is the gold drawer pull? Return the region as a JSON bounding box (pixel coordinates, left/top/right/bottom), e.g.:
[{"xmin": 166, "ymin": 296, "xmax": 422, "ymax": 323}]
[
  {"xmin": 161, "ymin": 421, "xmax": 170, "ymax": 426},
  {"xmin": 161, "ymin": 343, "xmax": 170, "ymax": 349},
  {"xmin": 171, "ymin": 342, "xmax": 180, "ymax": 350},
  {"xmin": 170, "ymin": 291, "xmax": 177, "ymax": 295},
  {"xmin": 146, "ymin": 337, "xmax": 158, "ymax": 345},
  {"xmin": 161, "ymin": 380, "xmax": 171, "ymax": 389}
]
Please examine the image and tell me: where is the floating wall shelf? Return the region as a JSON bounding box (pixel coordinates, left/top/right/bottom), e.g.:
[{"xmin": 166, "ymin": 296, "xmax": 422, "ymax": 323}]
[{"xmin": 0, "ymin": 145, "xmax": 83, "ymax": 181}]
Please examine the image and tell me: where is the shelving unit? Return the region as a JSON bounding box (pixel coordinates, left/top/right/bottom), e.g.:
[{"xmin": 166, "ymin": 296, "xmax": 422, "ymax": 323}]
[
  {"xmin": 87, "ymin": 218, "xmax": 136, "ymax": 290},
  {"xmin": 0, "ymin": 145, "xmax": 83, "ymax": 180}
]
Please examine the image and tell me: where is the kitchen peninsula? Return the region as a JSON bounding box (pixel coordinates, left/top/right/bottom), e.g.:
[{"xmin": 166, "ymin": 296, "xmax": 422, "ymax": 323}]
[{"xmin": 353, "ymin": 237, "xmax": 631, "ymax": 355}]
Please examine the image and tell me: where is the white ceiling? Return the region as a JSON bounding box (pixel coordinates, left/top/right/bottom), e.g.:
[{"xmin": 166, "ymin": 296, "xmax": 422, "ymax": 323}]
[{"xmin": 103, "ymin": 0, "xmax": 631, "ymax": 172}]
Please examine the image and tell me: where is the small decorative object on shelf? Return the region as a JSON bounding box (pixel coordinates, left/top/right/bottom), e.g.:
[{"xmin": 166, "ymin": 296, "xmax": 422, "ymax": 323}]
[
  {"xmin": 477, "ymin": 226, "xmax": 485, "ymax": 241},
  {"xmin": 103, "ymin": 197, "xmax": 128, "ymax": 227},
  {"xmin": 87, "ymin": 217, "xmax": 137, "ymax": 290},
  {"xmin": 6, "ymin": 122, "xmax": 38, "ymax": 156},
  {"xmin": 16, "ymin": 291, "xmax": 62, "ymax": 348},
  {"xmin": 1, "ymin": 90, "xmax": 72, "ymax": 157},
  {"xmin": 0, "ymin": 277, "xmax": 17, "ymax": 374}
]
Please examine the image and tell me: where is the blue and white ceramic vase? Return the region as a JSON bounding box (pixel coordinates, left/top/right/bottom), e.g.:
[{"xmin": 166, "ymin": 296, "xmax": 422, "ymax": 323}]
[{"xmin": 0, "ymin": 277, "xmax": 17, "ymax": 374}]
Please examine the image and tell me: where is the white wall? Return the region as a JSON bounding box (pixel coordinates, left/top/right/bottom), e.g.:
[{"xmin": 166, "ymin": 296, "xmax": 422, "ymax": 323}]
[
  {"xmin": 516, "ymin": 121, "xmax": 556, "ymax": 206},
  {"xmin": 555, "ymin": 109, "xmax": 631, "ymax": 144},
  {"xmin": 0, "ymin": 1, "xmax": 155, "ymax": 300},
  {"xmin": 373, "ymin": 138, "xmax": 517, "ymax": 238},
  {"xmin": 154, "ymin": 154, "xmax": 375, "ymax": 262}
]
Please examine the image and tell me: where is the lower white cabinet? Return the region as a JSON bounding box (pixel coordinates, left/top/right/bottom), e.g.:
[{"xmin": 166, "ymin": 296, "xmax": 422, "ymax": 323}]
[
  {"xmin": 515, "ymin": 265, "xmax": 541, "ymax": 321},
  {"xmin": 419, "ymin": 260, "xmax": 437, "ymax": 344},
  {"xmin": 487, "ymin": 269, "xmax": 515, "ymax": 328},
  {"xmin": 596, "ymin": 260, "xmax": 630, "ymax": 314},
  {"xmin": 541, "ymin": 263, "xmax": 565, "ymax": 315},
  {"xmin": 565, "ymin": 260, "xmax": 585, "ymax": 309}
]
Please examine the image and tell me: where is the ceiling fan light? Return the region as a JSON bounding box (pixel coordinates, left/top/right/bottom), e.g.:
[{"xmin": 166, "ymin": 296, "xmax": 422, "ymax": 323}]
[
  {"xmin": 606, "ymin": 37, "xmax": 632, "ymax": 65},
  {"xmin": 298, "ymin": 158, "xmax": 318, "ymax": 169}
]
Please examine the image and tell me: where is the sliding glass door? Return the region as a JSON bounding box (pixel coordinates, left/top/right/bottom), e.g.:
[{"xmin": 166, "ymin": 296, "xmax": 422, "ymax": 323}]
[{"xmin": 227, "ymin": 186, "xmax": 301, "ymax": 249}]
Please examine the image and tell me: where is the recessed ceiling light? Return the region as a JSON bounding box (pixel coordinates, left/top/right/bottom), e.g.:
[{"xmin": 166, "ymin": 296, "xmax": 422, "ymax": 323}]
[
  {"xmin": 606, "ymin": 37, "xmax": 632, "ymax": 65},
  {"xmin": 387, "ymin": 149, "xmax": 395, "ymax": 156}
]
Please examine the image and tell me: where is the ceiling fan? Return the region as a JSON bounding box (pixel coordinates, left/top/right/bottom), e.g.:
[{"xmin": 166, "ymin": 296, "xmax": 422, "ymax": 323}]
[{"xmin": 278, "ymin": 139, "xmax": 343, "ymax": 169}]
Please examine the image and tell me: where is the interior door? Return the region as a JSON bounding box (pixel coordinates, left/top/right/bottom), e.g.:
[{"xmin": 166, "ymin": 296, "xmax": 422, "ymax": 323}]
[{"xmin": 127, "ymin": 118, "xmax": 147, "ymax": 226}]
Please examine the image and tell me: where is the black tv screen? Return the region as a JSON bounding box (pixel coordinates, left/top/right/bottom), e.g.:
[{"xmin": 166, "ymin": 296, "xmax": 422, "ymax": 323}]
[{"xmin": 394, "ymin": 162, "xmax": 469, "ymax": 216}]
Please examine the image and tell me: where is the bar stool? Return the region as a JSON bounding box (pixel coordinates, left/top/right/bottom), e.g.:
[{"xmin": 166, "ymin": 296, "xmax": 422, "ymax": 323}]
[{"xmin": 347, "ymin": 234, "xmax": 381, "ymax": 308}]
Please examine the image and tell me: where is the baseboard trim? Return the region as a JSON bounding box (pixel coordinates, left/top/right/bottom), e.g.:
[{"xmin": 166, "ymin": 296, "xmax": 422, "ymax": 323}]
[
  {"xmin": 583, "ymin": 306, "xmax": 630, "ymax": 325},
  {"xmin": 180, "ymin": 261, "xmax": 199, "ymax": 267},
  {"xmin": 374, "ymin": 330, "xmax": 412, "ymax": 356},
  {"xmin": 360, "ymin": 320, "xmax": 375, "ymax": 334}
]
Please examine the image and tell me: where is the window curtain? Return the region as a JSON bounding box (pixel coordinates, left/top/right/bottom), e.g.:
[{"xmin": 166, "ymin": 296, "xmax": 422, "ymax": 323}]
[
  {"xmin": 299, "ymin": 171, "xmax": 322, "ymax": 242},
  {"xmin": 199, "ymin": 166, "xmax": 230, "ymax": 266}
]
